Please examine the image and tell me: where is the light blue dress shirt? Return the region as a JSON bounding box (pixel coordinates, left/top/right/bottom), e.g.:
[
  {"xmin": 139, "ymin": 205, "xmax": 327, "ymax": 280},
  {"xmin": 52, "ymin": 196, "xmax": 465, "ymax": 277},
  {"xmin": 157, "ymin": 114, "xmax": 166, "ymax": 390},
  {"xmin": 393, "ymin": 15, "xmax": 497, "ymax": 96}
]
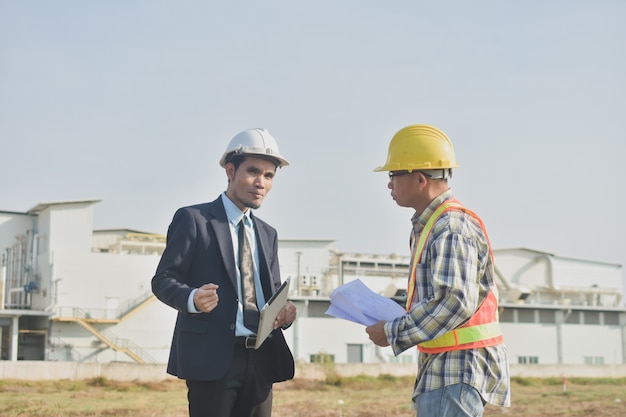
[{"xmin": 187, "ymin": 193, "xmax": 267, "ymax": 336}]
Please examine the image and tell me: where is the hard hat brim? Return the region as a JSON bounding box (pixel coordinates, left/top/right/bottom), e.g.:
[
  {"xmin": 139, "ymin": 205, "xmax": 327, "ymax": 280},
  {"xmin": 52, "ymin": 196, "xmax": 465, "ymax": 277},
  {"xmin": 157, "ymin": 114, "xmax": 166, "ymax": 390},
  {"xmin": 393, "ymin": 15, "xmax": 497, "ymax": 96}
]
[{"xmin": 220, "ymin": 151, "xmax": 289, "ymax": 168}]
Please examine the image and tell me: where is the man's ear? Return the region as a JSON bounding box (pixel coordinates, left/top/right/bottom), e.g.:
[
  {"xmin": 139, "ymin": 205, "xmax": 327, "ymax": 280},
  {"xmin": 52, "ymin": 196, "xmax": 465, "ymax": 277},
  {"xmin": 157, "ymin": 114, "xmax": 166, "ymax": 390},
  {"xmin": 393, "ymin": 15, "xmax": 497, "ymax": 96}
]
[{"xmin": 225, "ymin": 162, "xmax": 236, "ymax": 181}]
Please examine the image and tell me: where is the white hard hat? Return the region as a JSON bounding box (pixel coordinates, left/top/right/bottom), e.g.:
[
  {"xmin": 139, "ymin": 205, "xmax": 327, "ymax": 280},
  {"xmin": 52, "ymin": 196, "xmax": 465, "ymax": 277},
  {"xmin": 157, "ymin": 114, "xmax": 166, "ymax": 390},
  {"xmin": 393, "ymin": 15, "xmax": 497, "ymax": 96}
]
[{"xmin": 219, "ymin": 128, "xmax": 289, "ymax": 168}]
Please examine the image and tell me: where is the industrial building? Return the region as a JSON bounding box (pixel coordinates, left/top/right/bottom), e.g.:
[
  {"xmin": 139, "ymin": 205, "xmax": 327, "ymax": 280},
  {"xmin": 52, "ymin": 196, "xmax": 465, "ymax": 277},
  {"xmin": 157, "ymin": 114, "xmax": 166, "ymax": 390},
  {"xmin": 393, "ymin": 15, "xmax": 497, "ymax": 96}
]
[{"xmin": 1, "ymin": 199, "xmax": 625, "ymax": 366}]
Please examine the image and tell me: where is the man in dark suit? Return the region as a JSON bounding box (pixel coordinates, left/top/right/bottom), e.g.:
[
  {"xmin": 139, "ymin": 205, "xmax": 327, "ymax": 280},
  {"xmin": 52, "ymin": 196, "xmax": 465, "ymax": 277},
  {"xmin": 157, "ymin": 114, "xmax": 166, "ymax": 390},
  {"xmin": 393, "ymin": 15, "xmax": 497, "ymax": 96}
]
[{"xmin": 152, "ymin": 128, "xmax": 297, "ymax": 417}]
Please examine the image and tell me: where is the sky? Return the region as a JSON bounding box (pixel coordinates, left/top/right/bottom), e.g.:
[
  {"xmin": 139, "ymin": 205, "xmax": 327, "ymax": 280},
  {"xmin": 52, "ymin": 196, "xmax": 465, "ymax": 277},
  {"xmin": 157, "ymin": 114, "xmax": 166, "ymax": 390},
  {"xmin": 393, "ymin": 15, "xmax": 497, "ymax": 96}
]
[{"xmin": 1, "ymin": 2, "xmax": 625, "ymax": 285}]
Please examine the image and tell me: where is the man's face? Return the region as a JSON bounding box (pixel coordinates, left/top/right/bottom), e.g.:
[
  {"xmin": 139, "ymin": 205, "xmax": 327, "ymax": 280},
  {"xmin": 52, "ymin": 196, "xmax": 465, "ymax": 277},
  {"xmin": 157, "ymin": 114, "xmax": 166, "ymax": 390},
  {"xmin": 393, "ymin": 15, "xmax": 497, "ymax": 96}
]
[
  {"xmin": 226, "ymin": 156, "xmax": 277, "ymax": 212},
  {"xmin": 387, "ymin": 171, "xmax": 422, "ymax": 209}
]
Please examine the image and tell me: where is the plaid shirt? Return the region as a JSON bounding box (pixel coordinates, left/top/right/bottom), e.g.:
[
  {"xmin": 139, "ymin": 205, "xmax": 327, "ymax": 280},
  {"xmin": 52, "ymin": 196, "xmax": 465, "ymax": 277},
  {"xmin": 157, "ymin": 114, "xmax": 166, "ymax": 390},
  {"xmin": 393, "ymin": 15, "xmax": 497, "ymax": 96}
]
[{"xmin": 385, "ymin": 190, "xmax": 511, "ymax": 407}]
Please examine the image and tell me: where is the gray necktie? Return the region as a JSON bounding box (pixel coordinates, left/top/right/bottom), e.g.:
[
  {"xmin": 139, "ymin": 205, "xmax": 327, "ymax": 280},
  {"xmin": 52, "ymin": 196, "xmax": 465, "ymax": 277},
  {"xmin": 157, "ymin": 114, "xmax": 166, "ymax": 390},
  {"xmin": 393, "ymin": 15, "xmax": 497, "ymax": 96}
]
[{"xmin": 238, "ymin": 218, "xmax": 259, "ymax": 332}]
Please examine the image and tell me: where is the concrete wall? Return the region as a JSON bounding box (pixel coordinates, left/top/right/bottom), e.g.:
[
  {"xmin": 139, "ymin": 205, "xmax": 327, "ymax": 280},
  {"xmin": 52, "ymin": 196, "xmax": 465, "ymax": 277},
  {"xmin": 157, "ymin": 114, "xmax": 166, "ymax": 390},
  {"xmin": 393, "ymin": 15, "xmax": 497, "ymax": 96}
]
[{"xmin": 2, "ymin": 361, "xmax": 626, "ymax": 382}]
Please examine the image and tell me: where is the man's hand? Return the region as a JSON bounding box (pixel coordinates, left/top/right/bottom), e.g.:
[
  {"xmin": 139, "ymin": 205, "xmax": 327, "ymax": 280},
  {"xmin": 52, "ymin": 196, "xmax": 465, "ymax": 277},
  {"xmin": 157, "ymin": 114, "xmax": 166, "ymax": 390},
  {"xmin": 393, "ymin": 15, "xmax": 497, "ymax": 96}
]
[
  {"xmin": 193, "ymin": 283, "xmax": 219, "ymax": 313},
  {"xmin": 273, "ymin": 301, "xmax": 297, "ymax": 329},
  {"xmin": 366, "ymin": 320, "xmax": 390, "ymax": 347}
]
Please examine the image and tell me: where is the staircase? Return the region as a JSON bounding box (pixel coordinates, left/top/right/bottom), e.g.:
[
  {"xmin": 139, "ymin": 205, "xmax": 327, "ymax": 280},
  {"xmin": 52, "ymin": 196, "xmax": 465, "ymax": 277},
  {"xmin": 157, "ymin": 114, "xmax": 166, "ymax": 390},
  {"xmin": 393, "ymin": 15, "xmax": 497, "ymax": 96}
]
[{"xmin": 53, "ymin": 291, "xmax": 158, "ymax": 364}]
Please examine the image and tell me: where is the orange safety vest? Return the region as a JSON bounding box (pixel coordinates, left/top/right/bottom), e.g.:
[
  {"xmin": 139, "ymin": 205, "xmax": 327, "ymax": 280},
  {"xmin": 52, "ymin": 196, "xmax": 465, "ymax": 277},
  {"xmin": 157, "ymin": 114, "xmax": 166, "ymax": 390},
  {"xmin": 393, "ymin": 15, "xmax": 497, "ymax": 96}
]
[{"xmin": 406, "ymin": 199, "xmax": 504, "ymax": 354}]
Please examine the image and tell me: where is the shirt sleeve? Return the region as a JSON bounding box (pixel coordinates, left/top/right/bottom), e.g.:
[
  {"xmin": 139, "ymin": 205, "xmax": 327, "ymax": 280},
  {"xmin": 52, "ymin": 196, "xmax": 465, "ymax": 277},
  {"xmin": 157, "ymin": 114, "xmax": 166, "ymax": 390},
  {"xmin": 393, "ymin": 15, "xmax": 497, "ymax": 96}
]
[{"xmin": 187, "ymin": 289, "xmax": 199, "ymax": 313}]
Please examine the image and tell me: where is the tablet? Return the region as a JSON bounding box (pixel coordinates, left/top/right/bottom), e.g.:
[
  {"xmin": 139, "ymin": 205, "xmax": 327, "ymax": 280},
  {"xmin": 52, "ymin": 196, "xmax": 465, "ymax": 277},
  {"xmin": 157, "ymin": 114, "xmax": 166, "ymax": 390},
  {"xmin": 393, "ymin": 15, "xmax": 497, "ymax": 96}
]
[{"xmin": 255, "ymin": 278, "xmax": 291, "ymax": 349}]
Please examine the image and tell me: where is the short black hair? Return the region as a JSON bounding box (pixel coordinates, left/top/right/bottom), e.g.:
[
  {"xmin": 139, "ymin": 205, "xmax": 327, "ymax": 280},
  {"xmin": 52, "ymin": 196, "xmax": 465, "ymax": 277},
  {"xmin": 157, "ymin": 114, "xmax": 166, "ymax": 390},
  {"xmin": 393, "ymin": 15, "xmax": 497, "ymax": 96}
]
[
  {"xmin": 225, "ymin": 153, "xmax": 279, "ymax": 170},
  {"xmin": 226, "ymin": 154, "xmax": 246, "ymax": 170}
]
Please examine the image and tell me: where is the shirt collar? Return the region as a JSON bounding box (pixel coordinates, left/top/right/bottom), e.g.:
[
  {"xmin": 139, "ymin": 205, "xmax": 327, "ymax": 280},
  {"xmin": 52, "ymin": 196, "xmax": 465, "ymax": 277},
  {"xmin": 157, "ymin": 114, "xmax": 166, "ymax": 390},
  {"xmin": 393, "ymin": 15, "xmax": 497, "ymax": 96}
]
[
  {"xmin": 221, "ymin": 192, "xmax": 251, "ymax": 227},
  {"xmin": 411, "ymin": 189, "xmax": 454, "ymax": 231}
]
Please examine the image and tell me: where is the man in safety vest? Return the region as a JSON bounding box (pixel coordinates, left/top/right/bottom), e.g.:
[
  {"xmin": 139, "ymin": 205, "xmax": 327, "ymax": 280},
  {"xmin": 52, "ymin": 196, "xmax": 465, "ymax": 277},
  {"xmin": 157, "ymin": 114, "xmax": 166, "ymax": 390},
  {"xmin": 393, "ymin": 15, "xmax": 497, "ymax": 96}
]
[{"xmin": 366, "ymin": 124, "xmax": 510, "ymax": 416}]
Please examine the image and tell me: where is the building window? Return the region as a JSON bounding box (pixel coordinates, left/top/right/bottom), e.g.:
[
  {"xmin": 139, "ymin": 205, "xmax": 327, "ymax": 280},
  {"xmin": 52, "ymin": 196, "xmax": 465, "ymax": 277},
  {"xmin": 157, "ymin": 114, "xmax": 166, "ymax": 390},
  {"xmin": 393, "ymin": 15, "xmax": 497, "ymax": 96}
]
[
  {"xmin": 584, "ymin": 356, "xmax": 604, "ymax": 365},
  {"xmin": 538, "ymin": 310, "xmax": 556, "ymax": 324},
  {"xmin": 565, "ymin": 311, "xmax": 581, "ymax": 324},
  {"xmin": 518, "ymin": 356, "xmax": 539, "ymax": 364},
  {"xmin": 603, "ymin": 312, "xmax": 619, "ymax": 326},
  {"xmin": 346, "ymin": 344, "xmax": 363, "ymax": 363},
  {"xmin": 583, "ymin": 311, "xmax": 600, "ymax": 325},
  {"xmin": 308, "ymin": 301, "xmax": 331, "ymax": 317},
  {"xmin": 310, "ymin": 353, "xmax": 335, "ymax": 363},
  {"xmin": 499, "ymin": 308, "xmax": 514, "ymax": 323},
  {"xmin": 518, "ymin": 309, "xmax": 535, "ymax": 323}
]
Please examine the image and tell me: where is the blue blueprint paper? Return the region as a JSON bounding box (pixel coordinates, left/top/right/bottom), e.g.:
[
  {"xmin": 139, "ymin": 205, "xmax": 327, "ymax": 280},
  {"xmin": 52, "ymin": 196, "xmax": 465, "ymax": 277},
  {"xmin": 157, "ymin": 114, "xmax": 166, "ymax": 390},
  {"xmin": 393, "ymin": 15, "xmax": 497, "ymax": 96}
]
[{"xmin": 325, "ymin": 279, "xmax": 405, "ymax": 326}]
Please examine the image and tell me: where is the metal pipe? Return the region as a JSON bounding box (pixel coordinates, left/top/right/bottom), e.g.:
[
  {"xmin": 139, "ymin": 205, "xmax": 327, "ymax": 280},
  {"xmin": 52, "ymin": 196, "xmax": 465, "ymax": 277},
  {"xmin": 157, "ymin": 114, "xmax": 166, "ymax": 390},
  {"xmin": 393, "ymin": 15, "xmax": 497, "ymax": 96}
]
[
  {"xmin": 493, "ymin": 264, "xmax": 512, "ymax": 290},
  {"xmin": 11, "ymin": 316, "xmax": 18, "ymax": 361},
  {"xmin": 536, "ymin": 255, "xmax": 555, "ymax": 289},
  {"xmin": 556, "ymin": 309, "xmax": 572, "ymax": 364},
  {"xmin": 6, "ymin": 248, "xmax": 13, "ymax": 307},
  {"xmin": 0, "ymin": 252, "xmax": 5, "ymax": 310}
]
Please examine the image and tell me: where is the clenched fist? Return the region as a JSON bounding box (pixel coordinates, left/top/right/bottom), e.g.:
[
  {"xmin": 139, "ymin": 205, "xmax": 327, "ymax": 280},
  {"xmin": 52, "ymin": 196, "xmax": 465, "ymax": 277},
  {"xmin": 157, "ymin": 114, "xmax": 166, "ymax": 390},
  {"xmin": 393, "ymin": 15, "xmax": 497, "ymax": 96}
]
[{"xmin": 193, "ymin": 283, "xmax": 219, "ymax": 313}]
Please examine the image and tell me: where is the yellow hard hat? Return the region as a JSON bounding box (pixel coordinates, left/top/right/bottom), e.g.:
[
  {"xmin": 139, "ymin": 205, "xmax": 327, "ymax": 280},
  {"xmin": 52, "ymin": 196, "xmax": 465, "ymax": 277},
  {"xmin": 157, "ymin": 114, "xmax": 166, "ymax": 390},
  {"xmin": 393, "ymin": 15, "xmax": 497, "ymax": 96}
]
[{"xmin": 373, "ymin": 124, "xmax": 459, "ymax": 173}]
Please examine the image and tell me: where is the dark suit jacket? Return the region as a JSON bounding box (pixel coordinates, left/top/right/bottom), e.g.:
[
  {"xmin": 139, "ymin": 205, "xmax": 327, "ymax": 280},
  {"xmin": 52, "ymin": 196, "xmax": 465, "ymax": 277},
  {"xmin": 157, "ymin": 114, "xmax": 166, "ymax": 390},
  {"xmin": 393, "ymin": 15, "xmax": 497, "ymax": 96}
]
[{"xmin": 151, "ymin": 195, "xmax": 294, "ymax": 382}]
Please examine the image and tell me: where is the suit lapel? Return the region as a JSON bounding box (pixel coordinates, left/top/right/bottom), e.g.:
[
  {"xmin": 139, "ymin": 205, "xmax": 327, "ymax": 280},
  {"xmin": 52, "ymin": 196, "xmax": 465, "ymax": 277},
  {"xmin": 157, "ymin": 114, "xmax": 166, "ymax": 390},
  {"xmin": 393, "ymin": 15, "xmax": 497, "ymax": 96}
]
[{"xmin": 207, "ymin": 197, "xmax": 239, "ymax": 292}]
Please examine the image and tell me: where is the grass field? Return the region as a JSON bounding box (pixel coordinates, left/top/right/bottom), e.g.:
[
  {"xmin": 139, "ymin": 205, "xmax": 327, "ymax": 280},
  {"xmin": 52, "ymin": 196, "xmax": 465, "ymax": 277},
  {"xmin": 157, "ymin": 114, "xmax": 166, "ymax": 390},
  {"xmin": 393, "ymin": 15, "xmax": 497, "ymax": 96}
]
[{"xmin": 1, "ymin": 375, "xmax": 625, "ymax": 416}]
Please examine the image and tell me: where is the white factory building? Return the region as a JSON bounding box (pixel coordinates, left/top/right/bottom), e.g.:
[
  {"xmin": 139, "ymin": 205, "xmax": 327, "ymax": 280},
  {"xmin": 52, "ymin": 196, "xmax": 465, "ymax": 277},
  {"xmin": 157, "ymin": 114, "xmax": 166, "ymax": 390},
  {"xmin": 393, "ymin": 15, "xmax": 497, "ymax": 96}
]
[{"xmin": 1, "ymin": 199, "xmax": 625, "ymax": 366}]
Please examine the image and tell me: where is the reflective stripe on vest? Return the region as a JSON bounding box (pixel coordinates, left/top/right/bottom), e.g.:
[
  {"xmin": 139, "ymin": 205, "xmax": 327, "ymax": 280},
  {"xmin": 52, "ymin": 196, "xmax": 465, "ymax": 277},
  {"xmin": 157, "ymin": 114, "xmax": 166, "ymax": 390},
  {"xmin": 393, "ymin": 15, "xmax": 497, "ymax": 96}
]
[
  {"xmin": 418, "ymin": 290, "xmax": 503, "ymax": 353},
  {"xmin": 406, "ymin": 199, "xmax": 503, "ymax": 354}
]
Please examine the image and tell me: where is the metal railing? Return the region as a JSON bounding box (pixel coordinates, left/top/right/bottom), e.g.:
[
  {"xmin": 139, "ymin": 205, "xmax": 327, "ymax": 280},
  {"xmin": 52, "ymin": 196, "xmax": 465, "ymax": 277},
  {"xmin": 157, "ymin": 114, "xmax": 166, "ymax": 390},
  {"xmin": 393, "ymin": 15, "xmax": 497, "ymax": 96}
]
[{"xmin": 54, "ymin": 306, "xmax": 157, "ymax": 364}]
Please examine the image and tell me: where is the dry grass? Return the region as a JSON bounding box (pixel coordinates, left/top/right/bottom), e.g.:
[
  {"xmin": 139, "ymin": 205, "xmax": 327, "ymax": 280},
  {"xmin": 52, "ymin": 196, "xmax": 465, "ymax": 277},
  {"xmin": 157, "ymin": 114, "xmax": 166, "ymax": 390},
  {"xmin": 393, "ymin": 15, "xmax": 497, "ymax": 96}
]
[{"xmin": 0, "ymin": 375, "xmax": 624, "ymax": 416}]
